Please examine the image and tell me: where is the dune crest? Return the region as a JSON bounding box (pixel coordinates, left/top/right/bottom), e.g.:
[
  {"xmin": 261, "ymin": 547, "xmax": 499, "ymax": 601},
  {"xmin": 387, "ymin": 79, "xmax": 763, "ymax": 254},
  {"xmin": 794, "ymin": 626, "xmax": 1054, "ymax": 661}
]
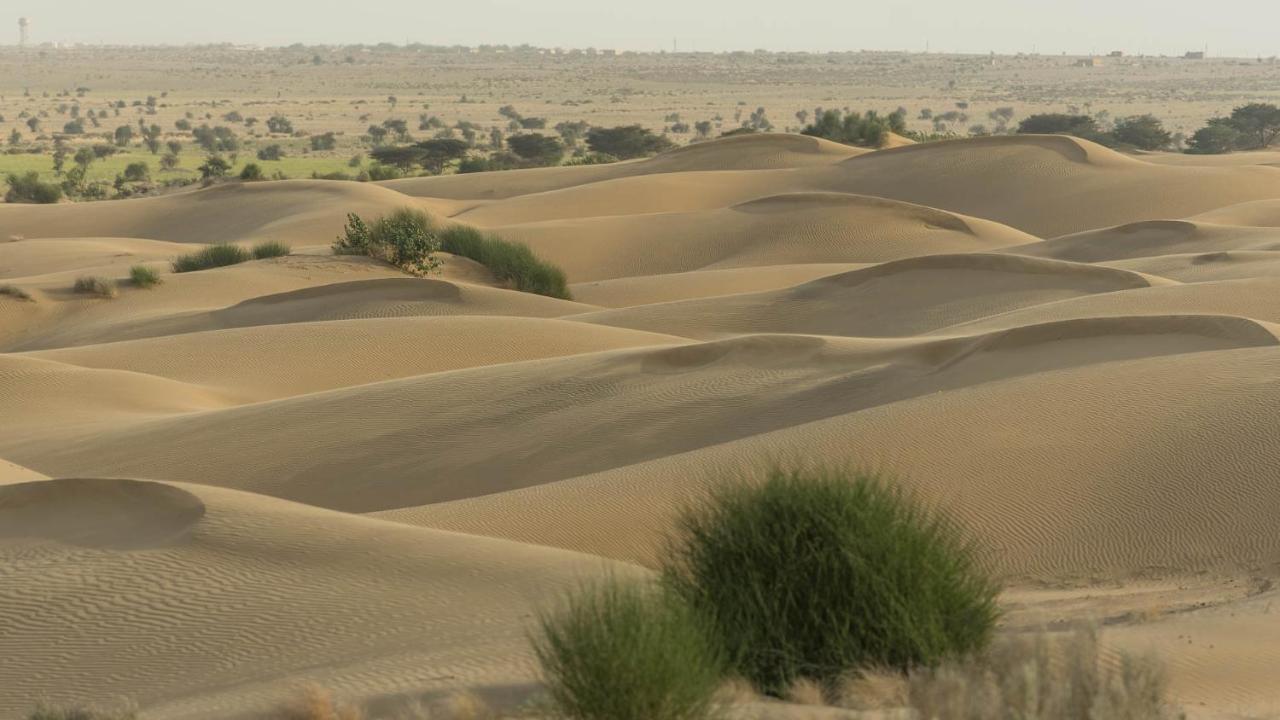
[{"xmin": 0, "ymin": 478, "xmax": 205, "ymax": 550}]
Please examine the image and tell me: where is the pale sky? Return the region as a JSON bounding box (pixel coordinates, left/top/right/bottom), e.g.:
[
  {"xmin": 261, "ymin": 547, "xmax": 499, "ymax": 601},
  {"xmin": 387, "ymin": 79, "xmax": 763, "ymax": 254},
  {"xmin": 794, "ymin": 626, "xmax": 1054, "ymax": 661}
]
[{"xmin": 18, "ymin": 0, "xmax": 1280, "ymax": 57}]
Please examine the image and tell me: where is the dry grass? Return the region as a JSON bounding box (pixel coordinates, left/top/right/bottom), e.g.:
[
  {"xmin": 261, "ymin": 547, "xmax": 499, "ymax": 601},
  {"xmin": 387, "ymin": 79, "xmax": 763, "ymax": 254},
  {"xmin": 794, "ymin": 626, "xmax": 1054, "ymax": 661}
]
[
  {"xmin": 834, "ymin": 628, "xmax": 1182, "ymax": 719},
  {"xmin": 278, "ymin": 685, "xmax": 363, "ymax": 720},
  {"xmin": 0, "ymin": 284, "xmax": 34, "ymax": 301},
  {"xmin": 72, "ymin": 276, "xmax": 118, "ymax": 298}
]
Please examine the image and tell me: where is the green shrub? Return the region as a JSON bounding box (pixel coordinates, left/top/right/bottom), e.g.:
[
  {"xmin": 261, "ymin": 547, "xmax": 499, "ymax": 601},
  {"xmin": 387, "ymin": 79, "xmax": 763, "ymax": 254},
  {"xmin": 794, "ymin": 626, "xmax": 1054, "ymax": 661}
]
[
  {"xmin": 128, "ymin": 265, "xmax": 162, "ymax": 288},
  {"xmin": 252, "ymin": 240, "xmax": 291, "ymax": 259},
  {"xmin": 663, "ymin": 467, "xmax": 999, "ymax": 696},
  {"xmin": 333, "ymin": 213, "xmax": 373, "ymax": 255},
  {"xmin": 4, "ymin": 171, "xmax": 63, "ymax": 203},
  {"xmin": 172, "ymin": 243, "xmax": 252, "ymax": 273},
  {"xmin": 439, "ymin": 225, "xmax": 571, "ymax": 299},
  {"xmin": 564, "ymin": 152, "xmax": 619, "ymax": 166},
  {"xmin": 73, "ymin": 276, "xmax": 118, "ymax": 298},
  {"xmin": 369, "ymin": 208, "xmax": 440, "ymax": 274},
  {"xmin": 239, "ymin": 162, "xmax": 265, "ymax": 181},
  {"xmin": 365, "ymin": 163, "xmax": 403, "ymax": 181},
  {"xmin": 532, "ymin": 577, "xmax": 724, "ymax": 720}
]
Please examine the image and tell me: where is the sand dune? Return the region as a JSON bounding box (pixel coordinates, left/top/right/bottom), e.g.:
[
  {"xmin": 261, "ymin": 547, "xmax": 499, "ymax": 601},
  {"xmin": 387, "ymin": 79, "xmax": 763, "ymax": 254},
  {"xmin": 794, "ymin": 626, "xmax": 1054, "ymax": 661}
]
[
  {"xmin": 0, "ymin": 477, "xmax": 630, "ymax": 720},
  {"xmin": 25, "ymin": 316, "xmax": 683, "ymax": 402},
  {"xmin": 576, "ymin": 253, "xmax": 1166, "ymax": 338},
  {"xmin": 381, "ymin": 133, "xmax": 861, "ymax": 201},
  {"xmin": 12, "ymin": 315, "xmax": 1272, "ymax": 515},
  {"xmin": 1012, "ymin": 220, "xmax": 1280, "ymax": 263},
  {"xmin": 490, "ymin": 193, "xmax": 1035, "ymax": 282},
  {"xmin": 6, "ymin": 132, "xmax": 1280, "ymax": 719},
  {"xmin": 0, "ymin": 180, "xmax": 449, "ymax": 245}
]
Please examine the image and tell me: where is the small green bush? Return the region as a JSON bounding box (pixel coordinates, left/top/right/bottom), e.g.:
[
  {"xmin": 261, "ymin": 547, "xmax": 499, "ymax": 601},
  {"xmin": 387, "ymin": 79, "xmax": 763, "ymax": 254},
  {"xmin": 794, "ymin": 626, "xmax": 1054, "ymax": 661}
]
[
  {"xmin": 333, "ymin": 208, "xmax": 439, "ymax": 274},
  {"xmin": 532, "ymin": 577, "xmax": 724, "ymax": 720},
  {"xmin": 73, "ymin": 276, "xmax": 118, "ymax": 298},
  {"xmin": 129, "ymin": 265, "xmax": 162, "ymax": 288},
  {"xmin": 4, "ymin": 171, "xmax": 63, "ymax": 203},
  {"xmin": 172, "ymin": 243, "xmax": 252, "ymax": 273},
  {"xmin": 239, "ymin": 162, "xmax": 265, "ymax": 181},
  {"xmin": 663, "ymin": 467, "xmax": 999, "ymax": 696},
  {"xmin": 439, "ymin": 225, "xmax": 571, "ymax": 299},
  {"xmin": 252, "ymin": 240, "xmax": 291, "ymax": 259}
]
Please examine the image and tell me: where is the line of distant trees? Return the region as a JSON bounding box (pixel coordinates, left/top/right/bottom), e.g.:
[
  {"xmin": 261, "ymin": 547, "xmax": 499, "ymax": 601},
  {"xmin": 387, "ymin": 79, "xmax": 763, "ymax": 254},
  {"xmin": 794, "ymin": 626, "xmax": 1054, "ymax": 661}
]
[{"xmin": 1013, "ymin": 103, "xmax": 1280, "ymax": 154}]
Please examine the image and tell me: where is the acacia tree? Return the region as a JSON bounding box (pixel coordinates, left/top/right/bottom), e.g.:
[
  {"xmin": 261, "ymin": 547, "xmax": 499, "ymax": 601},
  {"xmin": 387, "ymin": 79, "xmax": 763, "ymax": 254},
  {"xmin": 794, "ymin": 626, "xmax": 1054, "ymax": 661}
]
[
  {"xmin": 507, "ymin": 133, "xmax": 565, "ymax": 166},
  {"xmin": 585, "ymin": 125, "xmax": 674, "ymax": 159},
  {"xmin": 1228, "ymin": 103, "xmax": 1280, "ymax": 148},
  {"xmin": 1111, "ymin": 115, "xmax": 1172, "ymax": 150}
]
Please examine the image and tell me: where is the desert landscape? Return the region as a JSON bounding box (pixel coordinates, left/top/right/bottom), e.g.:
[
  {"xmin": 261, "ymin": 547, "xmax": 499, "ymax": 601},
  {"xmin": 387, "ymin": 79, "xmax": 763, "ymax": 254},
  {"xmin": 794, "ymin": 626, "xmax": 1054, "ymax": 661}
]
[{"xmin": 4, "ymin": 40, "xmax": 1280, "ymax": 720}]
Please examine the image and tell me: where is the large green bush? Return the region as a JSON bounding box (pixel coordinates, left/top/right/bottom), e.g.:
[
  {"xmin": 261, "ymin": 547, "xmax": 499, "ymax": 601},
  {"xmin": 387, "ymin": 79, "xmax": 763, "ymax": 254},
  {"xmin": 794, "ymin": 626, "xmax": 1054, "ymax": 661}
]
[
  {"xmin": 439, "ymin": 225, "xmax": 571, "ymax": 299},
  {"xmin": 334, "ymin": 208, "xmax": 439, "ymax": 275},
  {"xmin": 663, "ymin": 467, "xmax": 999, "ymax": 696},
  {"xmin": 4, "ymin": 171, "xmax": 63, "ymax": 204},
  {"xmin": 532, "ymin": 577, "xmax": 724, "ymax": 720}
]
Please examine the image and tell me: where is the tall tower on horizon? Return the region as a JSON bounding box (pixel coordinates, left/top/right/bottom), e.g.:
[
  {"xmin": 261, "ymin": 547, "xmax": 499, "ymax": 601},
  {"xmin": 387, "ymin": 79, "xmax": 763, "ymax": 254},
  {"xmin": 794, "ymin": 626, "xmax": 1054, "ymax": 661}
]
[{"xmin": 18, "ymin": 17, "xmax": 29, "ymax": 48}]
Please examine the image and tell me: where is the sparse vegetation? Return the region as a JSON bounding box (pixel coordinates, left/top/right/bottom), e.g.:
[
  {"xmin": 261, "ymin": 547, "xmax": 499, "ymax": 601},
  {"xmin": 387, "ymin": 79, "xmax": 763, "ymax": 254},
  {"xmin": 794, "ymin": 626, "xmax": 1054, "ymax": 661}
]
[
  {"xmin": 4, "ymin": 171, "xmax": 64, "ymax": 203},
  {"xmin": 73, "ymin": 275, "xmax": 119, "ymax": 298},
  {"xmin": 439, "ymin": 225, "xmax": 572, "ymax": 299},
  {"xmin": 239, "ymin": 162, "xmax": 265, "ymax": 181},
  {"xmin": 532, "ymin": 576, "xmax": 725, "ymax": 720},
  {"xmin": 663, "ymin": 467, "xmax": 999, "ymax": 697},
  {"xmin": 129, "ymin": 265, "xmax": 162, "ymax": 288},
  {"xmin": 903, "ymin": 628, "xmax": 1181, "ymax": 720},
  {"xmin": 0, "ymin": 284, "xmax": 34, "ymax": 301},
  {"xmin": 586, "ymin": 125, "xmax": 674, "ymax": 159},
  {"xmin": 802, "ymin": 108, "xmax": 908, "ymax": 147},
  {"xmin": 172, "ymin": 243, "xmax": 252, "ymax": 272},
  {"xmin": 334, "ymin": 208, "xmax": 440, "ymax": 275},
  {"xmin": 252, "ymin": 240, "xmax": 291, "ymax": 259}
]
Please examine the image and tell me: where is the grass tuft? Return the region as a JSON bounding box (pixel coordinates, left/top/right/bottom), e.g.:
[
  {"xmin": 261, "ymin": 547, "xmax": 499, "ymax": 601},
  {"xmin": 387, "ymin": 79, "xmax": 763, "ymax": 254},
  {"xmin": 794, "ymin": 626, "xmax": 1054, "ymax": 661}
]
[
  {"xmin": 252, "ymin": 240, "xmax": 292, "ymax": 260},
  {"xmin": 172, "ymin": 243, "xmax": 252, "ymax": 273},
  {"xmin": 73, "ymin": 276, "xmax": 118, "ymax": 298},
  {"xmin": 532, "ymin": 576, "xmax": 724, "ymax": 720},
  {"xmin": 439, "ymin": 225, "xmax": 571, "ymax": 299},
  {"xmin": 278, "ymin": 685, "xmax": 362, "ymax": 720},
  {"xmin": 903, "ymin": 628, "xmax": 1181, "ymax": 719},
  {"xmin": 663, "ymin": 466, "xmax": 1000, "ymax": 696},
  {"xmin": 0, "ymin": 284, "xmax": 33, "ymax": 301},
  {"xmin": 129, "ymin": 265, "xmax": 162, "ymax": 288}
]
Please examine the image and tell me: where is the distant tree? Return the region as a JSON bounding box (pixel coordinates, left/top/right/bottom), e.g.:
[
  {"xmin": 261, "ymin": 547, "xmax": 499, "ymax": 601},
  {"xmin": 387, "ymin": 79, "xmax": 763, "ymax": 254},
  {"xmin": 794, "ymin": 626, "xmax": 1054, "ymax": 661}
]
[
  {"xmin": 62, "ymin": 119, "xmax": 85, "ymax": 134},
  {"xmin": 670, "ymin": 121, "xmax": 691, "ymax": 133},
  {"xmin": 1186, "ymin": 121, "xmax": 1244, "ymax": 154},
  {"xmin": 7, "ymin": 128, "xmax": 20, "ymax": 146},
  {"xmin": 519, "ymin": 116, "xmax": 547, "ymax": 130},
  {"xmin": 198, "ymin": 155, "xmax": 231, "ymax": 181},
  {"xmin": 968, "ymin": 124, "xmax": 989, "ymax": 136},
  {"xmin": 415, "ymin": 138, "xmax": 470, "ymax": 174},
  {"xmin": 223, "ymin": 110, "xmax": 244, "ymax": 123},
  {"xmin": 795, "ymin": 109, "xmax": 809, "ymax": 126},
  {"xmin": 1111, "ymin": 115, "xmax": 1172, "ymax": 150},
  {"xmin": 257, "ymin": 144, "xmax": 285, "ymax": 161},
  {"xmin": 122, "ymin": 161, "xmax": 150, "ymax": 183},
  {"xmin": 498, "ymin": 105, "xmax": 523, "ymax": 121},
  {"xmin": 554, "ymin": 120, "xmax": 590, "ymax": 146},
  {"xmin": 367, "ymin": 144, "xmax": 423, "ymax": 169},
  {"xmin": 744, "ymin": 107, "xmax": 773, "ymax": 131},
  {"xmin": 114, "ymin": 124, "xmax": 134, "ymax": 146},
  {"xmin": 52, "ymin": 143, "xmax": 69, "ymax": 175},
  {"xmin": 310, "ymin": 132, "xmax": 337, "ymax": 151},
  {"xmin": 175, "ymin": 118, "xmax": 192, "ymax": 132},
  {"xmin": 694, "ymin": 120, "xmax": 713, "ymax": 138},
  {"xmin": 383, "ymin": 118, "xmax": 410, "ymax": 142},
  {"xmin": 159, "ymin": 153, "xmax": 181, "ymax": 170},
  {"xmin": 73, "ymin": 146, "xmax": 97, "ymax": 170},
  {"xmin": 366, "ymin": 125, "xmax": 389, "ymax": 146},
  {"xmin": 26, "ymin": 117, "xmax": 40, "ymax": 132},
  {"xmin": 507, "ymin": 133, "xmax": 565, "ymax": 166},
  {"xmin": 1226, "ymin": 103, "xmax": 1280, "ymax": 149},
  {"xmin": 801, "ymin": 108, "xmax": 906, "ymax": 147},
  {"xmin": 1016, "ymin": 113, "xmax": 1100, "ymax": 137},
  {"xmin": 4, "ymin": 171, "xmax": 64, "ymax": 203},
  {"xmin": 918, "ymin": 108, "xmax": 933, "ymax": 120},
  {"xmin": 586, "ymin": 125, "xmax": 674, "ymax": 159},
  {"xmin": 166, "ymin": 140, "xmax": 183, "ymax": 155},
  {"xmin": 239, "ymin": 162, "xmax": 265, "ymax": 181},
  {"xmin": 266, "ymin": 115, "xmax": 293, "ymax": 134}
]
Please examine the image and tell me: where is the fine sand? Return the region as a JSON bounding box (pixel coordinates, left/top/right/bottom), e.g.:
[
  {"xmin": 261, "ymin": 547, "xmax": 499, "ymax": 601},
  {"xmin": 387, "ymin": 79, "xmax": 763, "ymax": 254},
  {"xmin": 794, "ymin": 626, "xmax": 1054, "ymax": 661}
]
[{"xmin": 4, "ymin": 133, "xmax": 1280, "ymax": 719}]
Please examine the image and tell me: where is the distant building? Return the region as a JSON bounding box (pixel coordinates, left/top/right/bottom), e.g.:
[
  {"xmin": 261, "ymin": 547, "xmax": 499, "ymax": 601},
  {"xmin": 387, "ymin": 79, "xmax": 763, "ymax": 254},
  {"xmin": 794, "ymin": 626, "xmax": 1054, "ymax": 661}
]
[
  {"xmin": 1074, "ymin": 57, "xmax": 1103, "ymax": 67},
  {"xmin": 1108, "ymin": 50, "xmax": 1124, "ymax": 57},
  {"xmin": 1184, "ymin": 51, "xmax": 1206, "ymax": 60}
]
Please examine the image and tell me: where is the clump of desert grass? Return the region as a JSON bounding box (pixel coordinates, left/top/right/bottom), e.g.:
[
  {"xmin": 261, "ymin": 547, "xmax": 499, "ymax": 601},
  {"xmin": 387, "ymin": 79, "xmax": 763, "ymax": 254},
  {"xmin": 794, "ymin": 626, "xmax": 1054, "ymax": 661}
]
[
  {"xmin": 172, "ymin": 243, "xmax": 251, "ymax": 273},
  {"xmin": 531, "ymin": 576, "xmax": 724, "ymax": 720},
  {"xmin": 0, "ymin": 284, "xmax": 34, "ymax": 301},
  {"xmin": 438, "ymin": 225, "xmax": 571, "ymax": 300},
  {"xmin": 128, "ymin": 265, "xmax": 162, "ymax": 288},
  {"xmin": 73, "ymin": 276, "xmax": 118, "ymax": 298},
  {"xmin": 662, "ymin": 466, "xmax": 1000, "ymax": 697},
  {"xmin": 252, "ymin": 240, "xmax": 292, "ymax": 259},
  {"xmin": 887, "ymin": 628, "xmax": 1178, "ymax": 719},
  {"xmin": 278, "ymin": 685, "xmax": 362, "ymax": 720},
  {"xmin": 334, "ymin": 209, "xmax": 571, "ymax": 298}
]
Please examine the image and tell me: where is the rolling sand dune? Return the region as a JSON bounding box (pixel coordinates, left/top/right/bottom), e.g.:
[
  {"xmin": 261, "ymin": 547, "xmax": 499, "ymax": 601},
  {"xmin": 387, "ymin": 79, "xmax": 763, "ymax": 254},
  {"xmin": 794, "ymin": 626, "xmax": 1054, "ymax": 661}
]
[
  {"xmin": 5, "ymin": 132, "xmax": 1280, "ymax": 718},
  {"xmin": 381, "ymin": 133, "xmax": 862, "ymax": 200},
  {"xmin": 0, "ymin": 180, "xmax": 458, "ymax": 245},
  {"xmin": 0, "ymin": 477, "xmax": 631, "ymax": 720},
  {"xmin": 491, "ymin": 193, "xmax": 1036, "ymax": 282},
  {"xmin": 575, "ymin": 254, "xmax": 1167, "ymax": 338}
]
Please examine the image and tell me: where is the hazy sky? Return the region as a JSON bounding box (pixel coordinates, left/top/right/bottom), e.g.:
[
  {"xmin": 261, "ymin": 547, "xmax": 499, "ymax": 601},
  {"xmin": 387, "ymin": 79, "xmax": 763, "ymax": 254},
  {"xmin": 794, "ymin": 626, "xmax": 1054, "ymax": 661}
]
[{"xmin": 21, "ymin": 0, "xmax": 1280, "ymax": 57}]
